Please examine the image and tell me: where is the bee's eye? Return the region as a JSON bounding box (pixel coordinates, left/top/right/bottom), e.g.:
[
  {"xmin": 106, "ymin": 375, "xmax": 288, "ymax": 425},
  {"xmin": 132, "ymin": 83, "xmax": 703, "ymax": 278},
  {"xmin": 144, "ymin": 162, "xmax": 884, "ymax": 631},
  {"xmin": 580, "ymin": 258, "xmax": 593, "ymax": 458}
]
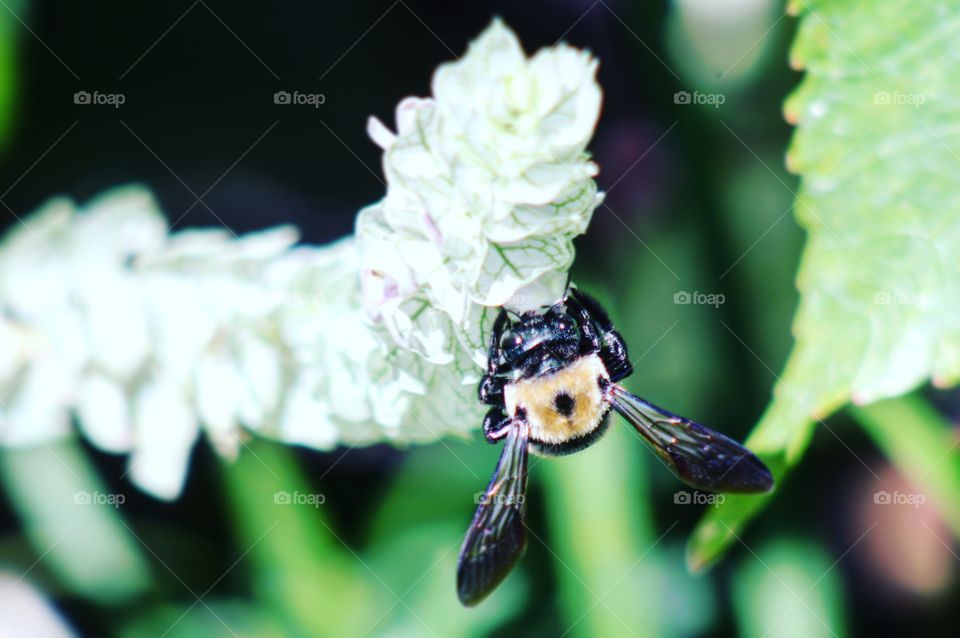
[{"xmin": 500, "ymin": 330, "xmax": 521, "ymax": 350}]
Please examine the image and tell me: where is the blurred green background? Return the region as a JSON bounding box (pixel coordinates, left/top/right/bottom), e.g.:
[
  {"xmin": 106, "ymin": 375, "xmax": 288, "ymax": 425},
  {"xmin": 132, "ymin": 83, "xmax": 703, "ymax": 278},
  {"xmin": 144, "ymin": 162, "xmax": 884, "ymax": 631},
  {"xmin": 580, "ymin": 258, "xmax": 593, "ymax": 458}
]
[{"xmin": 0, "ymin": 1, "xmax": 957, "ymax": 636}]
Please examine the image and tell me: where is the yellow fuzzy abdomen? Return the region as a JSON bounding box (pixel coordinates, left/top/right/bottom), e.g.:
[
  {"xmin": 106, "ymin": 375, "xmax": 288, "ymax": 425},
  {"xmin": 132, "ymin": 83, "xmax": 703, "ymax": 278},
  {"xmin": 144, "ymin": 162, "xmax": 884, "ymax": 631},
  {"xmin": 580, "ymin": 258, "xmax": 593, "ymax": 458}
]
[{"xmin": 503, "ymin": 354, "xmax": 609, "ymax": 445}]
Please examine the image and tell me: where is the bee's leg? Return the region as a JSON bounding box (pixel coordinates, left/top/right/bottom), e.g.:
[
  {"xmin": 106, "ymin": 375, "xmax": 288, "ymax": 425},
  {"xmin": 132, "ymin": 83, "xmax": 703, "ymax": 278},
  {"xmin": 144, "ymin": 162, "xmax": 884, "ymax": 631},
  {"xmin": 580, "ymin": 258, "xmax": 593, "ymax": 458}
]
[
  {"xmin": 599, "ymin": 330, "xmax": 633, "ymax": 382},
  {"xmin": 565, "ymin": 291, "xmax": 603, "ymax": 354},
  {"xmin": 486, "ymin": 308, "xmax": 509, "ymax": 376},
  {"xmin": 568, "ymin": 287, "xmax": 614, "ymax": 332},
  {"xmin": 478, "ymin": 374, "xmax": 506, "ymax": 405},
  {"xmin": 567, "ymin": 288, "xmax": 633, "ymax": 382},
  {"xmin": 479, "ymin": 309, "xmax": 511, "ymax": 405},
  {"xmin": 479, "ymin": 309, "xmax": 510, "ymax": 405},
  {"xmin": 482, "ymin": 407, "xmax": 512, "ymax": 443}
]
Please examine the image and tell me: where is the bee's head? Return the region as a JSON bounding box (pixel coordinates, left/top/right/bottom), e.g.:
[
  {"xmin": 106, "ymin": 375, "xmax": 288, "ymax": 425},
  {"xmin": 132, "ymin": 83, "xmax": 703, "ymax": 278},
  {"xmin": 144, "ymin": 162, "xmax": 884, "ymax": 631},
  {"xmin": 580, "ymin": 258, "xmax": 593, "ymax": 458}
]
[{"xmin": 498, "ymin": 309, "xmax": 581, "ymax": 374}]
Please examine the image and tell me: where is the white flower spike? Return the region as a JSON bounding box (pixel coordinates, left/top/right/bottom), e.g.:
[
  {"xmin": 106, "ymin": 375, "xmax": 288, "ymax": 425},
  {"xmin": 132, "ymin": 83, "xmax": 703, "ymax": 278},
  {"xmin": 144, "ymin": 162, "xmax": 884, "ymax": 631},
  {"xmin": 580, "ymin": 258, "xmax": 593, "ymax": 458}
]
[
  {"xmin": 0, "ymin": 20, "xmax": 603, "ymax": 499},
  {"xmin": 359, "ymin": 18, "xmax": 603, "ymax": 367}
]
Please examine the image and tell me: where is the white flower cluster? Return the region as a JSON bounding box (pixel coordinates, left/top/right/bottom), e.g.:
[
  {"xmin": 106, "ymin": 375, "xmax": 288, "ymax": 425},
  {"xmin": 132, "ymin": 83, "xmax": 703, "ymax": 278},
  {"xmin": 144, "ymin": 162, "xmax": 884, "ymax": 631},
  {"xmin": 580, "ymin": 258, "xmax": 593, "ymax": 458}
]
[
  {"xmin": 359, "ymin": 18, "xmax": 603, "ymax": 369},
  {"xmin": 0, "ymin": 20, "xmax": 604, "ymax": 500},
  {"xmin": 0, "ymin": 187, "xmax": 483, "ymax": 498}
]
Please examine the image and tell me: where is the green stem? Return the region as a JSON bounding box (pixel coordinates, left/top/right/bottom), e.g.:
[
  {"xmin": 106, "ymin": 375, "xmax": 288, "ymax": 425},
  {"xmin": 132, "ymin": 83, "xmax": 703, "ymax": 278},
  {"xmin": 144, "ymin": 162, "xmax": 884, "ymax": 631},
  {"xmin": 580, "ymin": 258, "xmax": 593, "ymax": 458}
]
[
  {"xmin": 220, "ymin": 439, "xmax": 371, "ymax": 636},
  {"xmin": 542, "ymin": 425, "xmax": 664, "ymax": 637},
  {"xmin": 0, "ymin": 440, "xmax": 150, "ymax": 603}
]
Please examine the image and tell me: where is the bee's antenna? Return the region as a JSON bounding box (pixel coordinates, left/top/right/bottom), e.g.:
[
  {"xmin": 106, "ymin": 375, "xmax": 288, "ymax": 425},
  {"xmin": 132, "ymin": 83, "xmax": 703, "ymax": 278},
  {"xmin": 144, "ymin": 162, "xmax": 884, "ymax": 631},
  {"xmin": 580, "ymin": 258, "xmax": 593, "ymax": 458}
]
[{"xmin": 560, "ymin": 272, "xmax": 578, "ymax": 305}]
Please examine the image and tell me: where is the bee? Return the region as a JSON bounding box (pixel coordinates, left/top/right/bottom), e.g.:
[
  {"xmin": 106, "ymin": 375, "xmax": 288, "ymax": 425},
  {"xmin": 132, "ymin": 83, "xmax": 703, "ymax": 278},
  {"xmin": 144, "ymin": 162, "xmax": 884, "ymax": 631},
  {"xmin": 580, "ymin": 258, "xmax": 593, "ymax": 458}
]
[{"xmin": 457, "ymin": 287, "xmax": 774, "ymax": 606}]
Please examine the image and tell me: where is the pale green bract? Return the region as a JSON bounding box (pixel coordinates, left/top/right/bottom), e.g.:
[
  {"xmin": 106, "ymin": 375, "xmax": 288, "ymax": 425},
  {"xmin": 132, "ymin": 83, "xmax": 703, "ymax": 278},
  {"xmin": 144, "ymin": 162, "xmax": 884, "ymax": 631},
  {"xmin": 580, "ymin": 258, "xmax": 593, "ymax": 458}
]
[
  {"xmin": 359, "ymin": 18, "xmax": 602, "ymax": 369},
  {"xmin": 0, "ymin": 20, "xmax": 603, "ymax": 500},
  {"xmin": 688, "ymin": 0, "xmax": 960, "ymax": 569}
]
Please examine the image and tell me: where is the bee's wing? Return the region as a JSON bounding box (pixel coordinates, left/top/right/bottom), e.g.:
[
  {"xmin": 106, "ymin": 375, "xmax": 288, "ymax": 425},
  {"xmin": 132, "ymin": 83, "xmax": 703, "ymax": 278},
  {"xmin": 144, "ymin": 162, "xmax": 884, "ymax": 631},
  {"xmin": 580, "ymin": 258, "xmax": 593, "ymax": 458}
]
[
  {"xmin": 610, "ymin": 385, "xmax": 773, "ymax": 493},
  {"xmin": 457, "ymin": 421, "xmax": 529, "ymax": 607}
]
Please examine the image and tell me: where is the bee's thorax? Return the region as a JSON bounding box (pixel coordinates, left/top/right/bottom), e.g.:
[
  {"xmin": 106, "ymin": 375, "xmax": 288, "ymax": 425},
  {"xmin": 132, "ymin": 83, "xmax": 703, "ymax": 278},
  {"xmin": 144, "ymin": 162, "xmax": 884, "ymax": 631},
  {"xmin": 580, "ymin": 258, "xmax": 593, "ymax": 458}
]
[{"xmin": 503, "ymin": 353, "xmax": 610, "ymax": 448}]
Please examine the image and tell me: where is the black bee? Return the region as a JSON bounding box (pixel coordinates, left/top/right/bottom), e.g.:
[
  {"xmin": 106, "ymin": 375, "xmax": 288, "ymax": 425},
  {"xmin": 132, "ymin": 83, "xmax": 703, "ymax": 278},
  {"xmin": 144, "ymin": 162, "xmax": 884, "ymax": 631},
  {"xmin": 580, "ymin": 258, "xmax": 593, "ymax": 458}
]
[{"xmin": 457, "ymin": 287, "xmax": 774, "ymax": 606}]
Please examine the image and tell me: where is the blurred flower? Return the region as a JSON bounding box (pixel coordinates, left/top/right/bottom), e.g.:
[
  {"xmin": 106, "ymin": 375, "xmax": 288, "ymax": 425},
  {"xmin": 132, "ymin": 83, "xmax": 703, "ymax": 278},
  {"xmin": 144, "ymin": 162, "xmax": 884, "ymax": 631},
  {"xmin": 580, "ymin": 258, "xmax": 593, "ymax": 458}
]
[
  {"xmin": 669, "ymin": 0, "xmax": 780, "ymax": 88},
  {"xmin": 0, "ymin": 19, "xmax": 603, "ymax": 499},
  {"xmin": 0, "ymin": 190, "xmax": 480, "ymax": 498},
  {"xmin": 0, "ymin": 572, "xmax": 77, "ymax": 638},
  {"xmin": 853, "ymin": 465, "xmax": 954, "ymax": 597}
]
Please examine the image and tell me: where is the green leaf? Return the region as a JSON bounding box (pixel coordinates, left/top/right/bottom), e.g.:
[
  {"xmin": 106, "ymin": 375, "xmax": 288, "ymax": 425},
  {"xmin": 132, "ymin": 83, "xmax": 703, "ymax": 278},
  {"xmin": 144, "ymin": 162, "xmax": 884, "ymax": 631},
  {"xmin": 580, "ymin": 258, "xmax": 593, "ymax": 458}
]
[{"xmin": 690, "ymin": 0, "xmax": 960, "ymax": 568}]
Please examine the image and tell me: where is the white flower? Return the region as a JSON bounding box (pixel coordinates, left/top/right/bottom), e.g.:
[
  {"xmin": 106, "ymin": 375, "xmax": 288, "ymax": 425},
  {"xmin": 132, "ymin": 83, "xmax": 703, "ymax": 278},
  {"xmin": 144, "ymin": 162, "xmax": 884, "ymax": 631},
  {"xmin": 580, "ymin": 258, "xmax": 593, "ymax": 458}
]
[
  {"xmin": 0, "ymin": 19, "xmax": 604, "ymax": 500},
  {"xmin": 359, "ymin": 18, "xmax": 603, "ymax": 367}
]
